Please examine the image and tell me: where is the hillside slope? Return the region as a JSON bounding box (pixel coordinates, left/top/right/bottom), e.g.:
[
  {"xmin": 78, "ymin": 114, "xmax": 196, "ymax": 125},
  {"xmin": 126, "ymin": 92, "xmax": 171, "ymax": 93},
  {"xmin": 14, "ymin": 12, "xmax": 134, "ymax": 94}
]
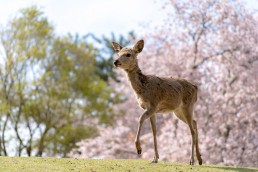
[{"xmin": 0, "ymin": 156, "xmax": 257, "ymax": 172}]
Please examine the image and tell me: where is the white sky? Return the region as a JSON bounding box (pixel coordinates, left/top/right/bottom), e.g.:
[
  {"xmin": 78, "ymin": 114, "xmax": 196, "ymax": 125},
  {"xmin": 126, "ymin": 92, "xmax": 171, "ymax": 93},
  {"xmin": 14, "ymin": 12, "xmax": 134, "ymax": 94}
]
[
  {"xmin": 0, "ymin": 0, "xmax": 257, "ymax": 37},
  {"xmin": 0, "ymin": 0, "xmax": 166, "ymax": 37}
]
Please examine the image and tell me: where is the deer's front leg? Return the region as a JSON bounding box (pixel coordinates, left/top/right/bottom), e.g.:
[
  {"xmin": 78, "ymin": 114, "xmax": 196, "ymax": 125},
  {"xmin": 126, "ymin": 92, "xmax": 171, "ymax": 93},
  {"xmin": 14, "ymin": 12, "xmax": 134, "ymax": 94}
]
[
  {"xmin": 135, "ymin": 108, "xmax": 156, "ymax": 155},
  {"xmin": 150, "ymin": 115, "xmax": 159, "ymax": 163}
]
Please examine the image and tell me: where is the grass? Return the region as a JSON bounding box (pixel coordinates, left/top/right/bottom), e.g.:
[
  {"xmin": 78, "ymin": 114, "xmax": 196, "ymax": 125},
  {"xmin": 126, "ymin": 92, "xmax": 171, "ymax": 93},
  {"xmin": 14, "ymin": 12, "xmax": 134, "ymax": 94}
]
[{"xmin": 0, "ymin": 156, "xmax": 257, "ymax": 172}]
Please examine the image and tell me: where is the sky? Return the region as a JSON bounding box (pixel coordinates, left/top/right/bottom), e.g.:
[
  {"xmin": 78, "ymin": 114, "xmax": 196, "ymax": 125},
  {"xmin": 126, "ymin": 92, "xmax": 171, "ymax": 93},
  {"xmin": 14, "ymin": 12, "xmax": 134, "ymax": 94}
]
[
  {"xmin": 0, "ymin": 0, "xmax": 258, "ymax": 37},
  {"xmin": 0, "ymin": 0, "xmax": 167, "ymax": 37}
]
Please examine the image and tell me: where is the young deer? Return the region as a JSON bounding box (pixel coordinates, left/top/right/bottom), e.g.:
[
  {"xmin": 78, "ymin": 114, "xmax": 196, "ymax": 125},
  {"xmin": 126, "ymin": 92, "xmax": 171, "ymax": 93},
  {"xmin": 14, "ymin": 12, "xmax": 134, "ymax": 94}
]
[{"xmin": 112, "ymin": 40, "xmax": 202, "ymax": 165}]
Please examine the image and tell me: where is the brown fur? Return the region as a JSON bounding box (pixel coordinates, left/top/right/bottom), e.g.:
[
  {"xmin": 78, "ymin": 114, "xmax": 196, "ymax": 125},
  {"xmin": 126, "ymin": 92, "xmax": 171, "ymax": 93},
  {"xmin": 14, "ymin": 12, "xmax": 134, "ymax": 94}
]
[{"xmin": 112, "ymin": 40, "xmax": 202, "ymax": 165}]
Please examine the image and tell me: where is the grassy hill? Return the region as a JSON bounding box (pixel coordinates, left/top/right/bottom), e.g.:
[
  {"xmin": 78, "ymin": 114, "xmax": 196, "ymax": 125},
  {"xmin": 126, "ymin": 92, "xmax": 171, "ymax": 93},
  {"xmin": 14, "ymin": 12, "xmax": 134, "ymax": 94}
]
[{"xmin": 0, "ymin": 156, "xmax": 257, "ymax": 172}]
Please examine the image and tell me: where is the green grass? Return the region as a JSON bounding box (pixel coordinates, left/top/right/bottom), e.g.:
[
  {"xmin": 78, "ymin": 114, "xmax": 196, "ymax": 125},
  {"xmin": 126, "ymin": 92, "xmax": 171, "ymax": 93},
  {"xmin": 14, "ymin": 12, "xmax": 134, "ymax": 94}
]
[{"xmin": 0, "ymin": 156, "xmax": 257, "ymax": 172}]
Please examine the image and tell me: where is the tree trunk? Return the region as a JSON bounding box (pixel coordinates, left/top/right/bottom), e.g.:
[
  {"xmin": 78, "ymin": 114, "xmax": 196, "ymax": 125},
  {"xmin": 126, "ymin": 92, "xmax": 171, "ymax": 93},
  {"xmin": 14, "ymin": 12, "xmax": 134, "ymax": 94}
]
[{"xmin": 2, "ymin": 115, "xmax": 9, "ymax": 156}]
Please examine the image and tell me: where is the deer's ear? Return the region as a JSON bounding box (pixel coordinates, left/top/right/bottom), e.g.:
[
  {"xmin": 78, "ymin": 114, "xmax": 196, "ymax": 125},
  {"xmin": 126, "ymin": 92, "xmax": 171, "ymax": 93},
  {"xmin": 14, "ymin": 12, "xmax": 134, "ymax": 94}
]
[
  {"xmin": 133, "ymin": 40, "xmax": 144, "ymax": 53},
  {"xmin": 112, "ymin": 42, "xmax": 123, "ymax": 53}
]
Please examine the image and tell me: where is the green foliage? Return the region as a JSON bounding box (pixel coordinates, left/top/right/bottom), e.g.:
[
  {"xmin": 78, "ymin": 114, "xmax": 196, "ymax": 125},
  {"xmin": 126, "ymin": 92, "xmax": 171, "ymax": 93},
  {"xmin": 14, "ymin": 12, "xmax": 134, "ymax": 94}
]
[
  {"xmin": 46, "ymin": 125, "xmax": 97, "ymax": 157},
  {"xmin": 0, "ymin": 6, "xmax": 120, "ymax": 157},
  {"xmin": 0, "ymin": 157, "xmax": 257, "ymax": 172}
]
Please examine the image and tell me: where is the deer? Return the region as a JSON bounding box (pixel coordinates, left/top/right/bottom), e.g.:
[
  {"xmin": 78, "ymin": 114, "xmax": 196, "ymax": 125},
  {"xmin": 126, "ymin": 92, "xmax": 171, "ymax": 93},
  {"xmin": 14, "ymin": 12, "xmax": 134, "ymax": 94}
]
[{"xmin": 112, "ymin": 40, "xmax": 202, "ymax": 165}]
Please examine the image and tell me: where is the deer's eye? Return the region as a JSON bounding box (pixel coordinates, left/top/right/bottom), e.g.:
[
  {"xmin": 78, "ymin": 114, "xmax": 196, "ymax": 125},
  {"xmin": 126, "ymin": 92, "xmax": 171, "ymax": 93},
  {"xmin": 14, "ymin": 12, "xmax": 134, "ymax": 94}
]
[{"xmin": 126, "ymin": 53, "xmax": 131, "ymax": 57}]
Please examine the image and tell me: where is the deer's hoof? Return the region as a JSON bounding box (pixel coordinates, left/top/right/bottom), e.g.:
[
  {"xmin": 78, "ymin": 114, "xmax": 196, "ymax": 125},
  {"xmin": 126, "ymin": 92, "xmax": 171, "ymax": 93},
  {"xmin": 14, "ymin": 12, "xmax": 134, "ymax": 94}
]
[
  {"xmin": 151, "ymin": 159, "xmax": 158, "ymax": 163},
  {"xmin": 135, "ymin": 141, "xmax": 142, "ymax": 155},
  {"xmin": 189, "ymin": 161, "xmax": 194, "ymax": 165},
  {"xmin": 189, "ymin": 158, "xmax": 195, "ymax": 165},
  {"xmin": 197, "ymin": 154, "xmax": 202, "ymax": 165},
  {"xmin": 137, "ymin": 149, "xmax": 142, "ymax": 155},
  {"xmin": 198, "ymin": 158, "xmax": 202, "ymax": 165}
]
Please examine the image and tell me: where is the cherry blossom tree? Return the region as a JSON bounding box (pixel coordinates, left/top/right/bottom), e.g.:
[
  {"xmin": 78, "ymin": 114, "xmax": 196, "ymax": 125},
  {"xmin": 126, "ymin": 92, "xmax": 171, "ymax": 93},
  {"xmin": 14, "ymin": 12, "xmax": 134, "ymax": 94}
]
[{"xmin": 70, "ymin": 0, "xmax": 258, "ymax": 167}]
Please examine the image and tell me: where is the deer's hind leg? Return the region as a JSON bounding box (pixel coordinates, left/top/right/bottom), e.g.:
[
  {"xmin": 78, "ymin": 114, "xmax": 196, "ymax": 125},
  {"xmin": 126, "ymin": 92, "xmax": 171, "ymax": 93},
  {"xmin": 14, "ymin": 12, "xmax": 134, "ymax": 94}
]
[
  {"xmin": 185, "ymin": 111, "xmax": 196, "ymax": 165},
  {"xmin": 174, "ymin": 107, "xmax": 196, "ymax": 165},
  {"xmin": 193, "ymin": 120, "xmax": 202, "ymax": 165}
]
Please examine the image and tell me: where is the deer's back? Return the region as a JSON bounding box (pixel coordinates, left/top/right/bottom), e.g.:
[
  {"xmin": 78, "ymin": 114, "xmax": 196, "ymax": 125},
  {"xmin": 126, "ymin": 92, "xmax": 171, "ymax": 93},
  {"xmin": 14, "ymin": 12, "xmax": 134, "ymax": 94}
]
[{"xmin": 136, "ymin": 75, "xmax": 198, "ymax": 113}]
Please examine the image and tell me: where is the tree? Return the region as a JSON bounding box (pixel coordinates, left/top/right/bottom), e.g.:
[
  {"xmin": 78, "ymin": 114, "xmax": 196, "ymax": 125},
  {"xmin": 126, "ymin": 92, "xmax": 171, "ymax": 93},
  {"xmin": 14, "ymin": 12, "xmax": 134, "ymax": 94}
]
[
  {"xmin": 0, "ymin": 6, "xmax": 119, "ymax": 157},
  {"xmin": 70, "ymin": 0, "xmax": 258, "ymax": 167}
]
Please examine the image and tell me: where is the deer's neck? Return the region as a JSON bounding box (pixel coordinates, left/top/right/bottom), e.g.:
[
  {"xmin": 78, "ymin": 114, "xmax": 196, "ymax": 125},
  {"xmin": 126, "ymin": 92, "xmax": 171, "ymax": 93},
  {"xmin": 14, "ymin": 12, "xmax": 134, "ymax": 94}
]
[{"xmin": 126, "ymin": 65, "xmax": 147, "ymax": 94}]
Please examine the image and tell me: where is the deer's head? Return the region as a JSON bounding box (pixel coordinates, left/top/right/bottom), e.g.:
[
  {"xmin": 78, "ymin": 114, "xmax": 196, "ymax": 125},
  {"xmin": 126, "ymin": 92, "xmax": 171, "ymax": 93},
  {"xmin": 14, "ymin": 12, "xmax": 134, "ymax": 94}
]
[{"xmin": 112, "ymin": 40, "xmax": 144, "ymax": 71}]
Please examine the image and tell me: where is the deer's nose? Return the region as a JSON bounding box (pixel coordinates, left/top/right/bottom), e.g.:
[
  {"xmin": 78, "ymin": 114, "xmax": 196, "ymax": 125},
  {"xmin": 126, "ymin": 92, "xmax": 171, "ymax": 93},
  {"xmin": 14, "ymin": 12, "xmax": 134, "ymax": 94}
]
[{"xmin": 114, "ymin": 60, "xmax": 119, "ymax": 66}]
